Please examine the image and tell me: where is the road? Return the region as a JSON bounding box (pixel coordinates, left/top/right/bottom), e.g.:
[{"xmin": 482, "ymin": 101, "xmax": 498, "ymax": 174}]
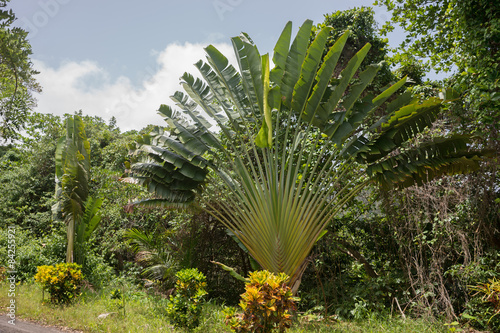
[{"xmin": 0, "ymin": 315, "xmax": 82, "ymax": 333}]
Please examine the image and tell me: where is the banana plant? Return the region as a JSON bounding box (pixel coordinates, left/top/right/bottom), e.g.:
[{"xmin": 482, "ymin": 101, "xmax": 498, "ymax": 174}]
[
  {"xmin": 53, "ymin": 115, "xmax": 101, "ymax": 263},
  {"xmin": 74, "ymin": 196, "xmax": 102, "ymax": 264},
  {"xmin": 128, "ymin": 20, "xmax": 487, "ymax": 292}
]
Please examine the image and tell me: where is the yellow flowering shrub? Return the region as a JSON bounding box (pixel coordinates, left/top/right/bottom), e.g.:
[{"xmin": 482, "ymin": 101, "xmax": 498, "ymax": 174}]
[
  {"xmin": 34, "ymin": 263, "xmax": 83, "ymax": 304},
  {"xmin": 224, "ymin": 270, "xmax": 299, "ymax": 333}
]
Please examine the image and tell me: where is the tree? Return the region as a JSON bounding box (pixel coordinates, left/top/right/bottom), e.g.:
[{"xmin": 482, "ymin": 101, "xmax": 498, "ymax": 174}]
[
  {"xmin": 128, "ymin": 20, "xmax": 486, "ymax": 293},
  {"xmin": 0, "ymin": 0, "xmax": 40, "ymax": 141},
  {"xmin": 0, "ymin": 113, "xmax": 63, "ymax": 234},
  {"xmin": 374, "ymin": 3, "xmax": 500, "ymax": 317},
  {"xmin": 53, "ymin": 115, "xmax": 101, "ymax": 263},
  {"xmin": 375, "ymin": 0, "xmax": 500, "ymax": 140},
  {"xmin": 312, "ymin": 7, "xmax": 394, "ymax": 90}
]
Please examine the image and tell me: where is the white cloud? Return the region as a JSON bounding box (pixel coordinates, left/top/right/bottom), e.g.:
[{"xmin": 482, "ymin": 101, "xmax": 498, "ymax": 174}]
[{"xmin": 32, "ymin": 42, "xmax": 235, "ymax": 132}]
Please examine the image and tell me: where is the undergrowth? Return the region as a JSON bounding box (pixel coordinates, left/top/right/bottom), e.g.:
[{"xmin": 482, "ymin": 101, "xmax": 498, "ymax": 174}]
[{"xmin": 0, "ymin": 281, "xmax": 450, "ymax": 333}]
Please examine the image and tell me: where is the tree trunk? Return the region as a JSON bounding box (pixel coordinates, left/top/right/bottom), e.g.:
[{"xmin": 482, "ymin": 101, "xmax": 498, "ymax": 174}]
[
  {"xmin": 66, "ymin": 219, "xmax": 74, "ymax": 263},
  {"xmin": 334, "ymin": 237, "xmax": 379, "ymax": 278},
  {"xmin": 289, "ymin": 257, "xmax": 312, "ymax": 295}
]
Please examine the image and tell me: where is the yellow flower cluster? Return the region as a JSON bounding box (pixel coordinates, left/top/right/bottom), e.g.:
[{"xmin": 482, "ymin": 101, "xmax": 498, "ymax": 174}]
[
  {"xmin": 35, "ymin": 263, "xmax": 82, "ymax": 284},
  {"xmin": 34, "ymin": 263, "xmax": 83, "ymax": 304},
  {"xmin": 225, "ymin": 270, "xmax": 298, "ymax": 332}
]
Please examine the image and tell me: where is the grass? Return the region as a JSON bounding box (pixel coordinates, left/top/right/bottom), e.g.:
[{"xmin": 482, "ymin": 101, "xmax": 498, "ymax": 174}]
[{"xmin": 0, "ymin": 282, "xmax": 450, "ymax": 333}]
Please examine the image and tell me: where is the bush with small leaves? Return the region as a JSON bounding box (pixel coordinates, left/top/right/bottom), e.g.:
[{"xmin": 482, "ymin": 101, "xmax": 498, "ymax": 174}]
[
  {"xmin": 34, "ymin": 263, "xmax": 83, "ymax": 305},
  {"xmin": 166, "ymin": 268, "xmax": 207, "ymax": 329},
  {"xmin": 225, "ymin": 270, "xmax": 299, "ymax": 333}
]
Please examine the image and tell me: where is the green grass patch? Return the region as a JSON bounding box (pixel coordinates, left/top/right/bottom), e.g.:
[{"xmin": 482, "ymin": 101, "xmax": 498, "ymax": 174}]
[{"xmin": 0, "ymin": 282, "xmax": 449, "ymax": 332}]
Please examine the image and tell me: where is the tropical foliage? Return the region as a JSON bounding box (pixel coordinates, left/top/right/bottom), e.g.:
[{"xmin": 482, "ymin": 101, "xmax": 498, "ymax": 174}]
[
  {"xmin": 34, "ymin": 263, "xmax": 83, "ymax": 304},
  {"xmin": 376, "ymin": 0, "xmax": 500, "ymax": 141},
  {"xmin": 466, "ymin": 278, "xmax": 500, "ymax": 331},
  {"xmin": 0, "ymin": 0, "xmax": 40, "ymax": 141},
  {"xmin": 53, "ymin": 115, "xmax": 101, "ymax": 264},
  {"xmin": 128, "ymin": 20, "xmax": 486, "ymax": 293},
  {"xmin": 0, "ymin": 4, "xmax": 497, "ymax": 331},
  {"xmin": 225, "ymin": 270, "xmax": 298, "ymax": 333},
  {"xmin": 125, "ymin": 227, "xmax": 178, "ymax": 286},
  {"xmin": 166, "ymin": 268, "xmax": 208, "ymax": 329},
  {"xmin": 471, "ymin": 278, "xmax": 500, "ymax": 316},
  {"xmin": 312, "ymin": 6, "xmax": 394, "ymax": 89}
]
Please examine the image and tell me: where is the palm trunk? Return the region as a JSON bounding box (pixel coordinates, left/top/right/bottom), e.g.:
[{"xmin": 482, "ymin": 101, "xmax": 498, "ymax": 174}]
[
  {"xmin": 289, "ymin": 257, "xmax": 312, "ymax": 295},
  {"xmin": 66, "ymin": 219, "xmax": 74, "ymax": 263}
]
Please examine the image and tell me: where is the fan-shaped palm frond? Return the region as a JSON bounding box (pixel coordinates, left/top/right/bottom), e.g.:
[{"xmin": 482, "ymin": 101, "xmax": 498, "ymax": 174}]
[{"xmin": 129, "ymin": 20, "xmax": 488, "ymax": 292}]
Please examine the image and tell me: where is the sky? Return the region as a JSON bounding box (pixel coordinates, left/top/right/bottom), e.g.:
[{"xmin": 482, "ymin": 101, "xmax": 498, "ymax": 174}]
[{"xmin": 7, "ymin": 0, "xmax": 405, "ymax": 132}]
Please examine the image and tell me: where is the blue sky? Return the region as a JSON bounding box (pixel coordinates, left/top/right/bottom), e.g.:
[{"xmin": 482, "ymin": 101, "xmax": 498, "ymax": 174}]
[{"xmin": 8, "ymin": 0, "xmax": 404, "ymax": 131}]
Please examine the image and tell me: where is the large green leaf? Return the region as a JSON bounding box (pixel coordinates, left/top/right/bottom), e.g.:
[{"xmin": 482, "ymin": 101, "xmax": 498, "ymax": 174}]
[
  {"xmin": 291, "ymin": 25, "xmax": 331, "ymax": 114},
  {"xmin": 368, "ymin": 135, "xmax": 484, "ymax": 189},
  {"xmin": 359, "ymin": 97, "xmax": 442, "ymax": 163},
  {"xmin": 302, "ymin": 31, "xmax": 349, "ymax": 125},
  {"xmin": 76, "ymin": 196, "xmax": 102, "ymax": 251},
  {"xmin": 232, "ymin": 33, "xmax": 263, "ymax": 115},
  {"xmin": 280, "ymin": 19, "xmax": 313, "ymax": 107}
]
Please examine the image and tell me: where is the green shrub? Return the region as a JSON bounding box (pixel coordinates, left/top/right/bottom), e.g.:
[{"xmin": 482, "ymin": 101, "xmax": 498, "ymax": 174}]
[
  {"xmin": 166, "ymin": 268, "xmax": 207, "ymax": 329},
  {"xmin": 34, "ymin": 263, "xmax": 83, "ymax": 304},
  {"xmin": 225, "ymin": 270, "xmax": 299, "ymax": 333},
  {"xmin": 465, "ymin": 278, "xmax": 500, "ymax": 333},
  {"xmin": 76, "ymin": 242, "xmax": 114, "ymax": 290},
  {"xmin": 0, "ymin": 226, "xmax": 114, "ymax": 288},
  {"xmin": 0, "ymin": 228, "xmax": 50, "ymax": 281}
]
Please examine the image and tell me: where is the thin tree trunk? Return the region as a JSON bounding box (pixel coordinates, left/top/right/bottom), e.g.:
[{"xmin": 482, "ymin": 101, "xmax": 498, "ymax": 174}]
[
  {"xmin": 66, "ymin": 219, "xmax": 74, "ymax": 263},
  {"xmin": 334, "ymin": 237, "xmax": 379, "ymax": 278}
]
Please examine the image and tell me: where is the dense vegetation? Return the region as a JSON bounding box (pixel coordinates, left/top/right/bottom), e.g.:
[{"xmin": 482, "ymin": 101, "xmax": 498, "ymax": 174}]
[
  {"xmin": 0, "ymin": 0, "xmax": 40, "ymax": 141},
  {"xmin": 0, "ymin": 3, "xmax": 498, "ymax": 333}
]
